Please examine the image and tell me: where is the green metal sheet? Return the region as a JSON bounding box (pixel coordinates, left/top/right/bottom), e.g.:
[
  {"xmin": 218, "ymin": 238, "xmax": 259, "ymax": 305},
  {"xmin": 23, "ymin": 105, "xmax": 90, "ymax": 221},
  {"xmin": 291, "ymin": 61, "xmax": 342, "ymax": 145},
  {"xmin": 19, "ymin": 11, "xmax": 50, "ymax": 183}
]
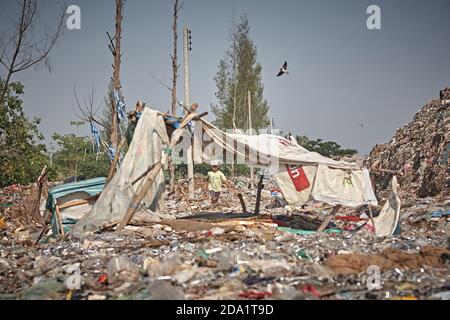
[{"xmin": 46, "ymin": 177, "xmax": 106, "ymax": 236}]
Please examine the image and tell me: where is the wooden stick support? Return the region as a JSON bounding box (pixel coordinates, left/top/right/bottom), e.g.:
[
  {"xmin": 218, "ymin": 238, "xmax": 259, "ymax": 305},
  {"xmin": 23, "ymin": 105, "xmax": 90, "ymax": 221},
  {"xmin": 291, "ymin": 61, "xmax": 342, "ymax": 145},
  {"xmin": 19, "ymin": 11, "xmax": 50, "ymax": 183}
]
[
  {"xmin": 55, "ymin": 203, "xmax": 65, "ymax": 236},
  {"xmin": 317, "ymin": 205, "xmax": 341, "ymax": 232},
  {"xmin": 237, "ymin": 193, "xmax": 247, "ymax": 213},
  {"xmin": 254, "ymin": 174, "xmax": 264, "ymax": 215},
  {"xmin": 131, "ymin": 163, "xmax": 157, "ymax": 186},
  {"xmin": 368, "ymin": 205, "xmax": 377, "ymax": 235},
  {"xmin": 34, "ymin": 210, "xmax": 52, "ymax": 246},
  {"xmin": 116, "ymin": 162, "xmax": 163, "ymax": 231}
]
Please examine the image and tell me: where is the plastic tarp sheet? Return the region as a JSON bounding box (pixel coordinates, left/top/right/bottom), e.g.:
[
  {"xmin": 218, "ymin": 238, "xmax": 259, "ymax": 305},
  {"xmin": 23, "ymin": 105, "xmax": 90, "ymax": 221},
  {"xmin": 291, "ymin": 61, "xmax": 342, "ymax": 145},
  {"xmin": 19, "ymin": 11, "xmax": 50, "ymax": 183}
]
[
  {"xmin": 311, "ymin": 165, "xmax": 377, "ymax": 207},
  {"xmin": 72, "ymin": 108, "xmax": 170, "ymax": 234},
  {"xmin": 367, "ymin": 176, "xmax": 401, "ymax": 237},
  {"xmin": 198, "ymin": 121, "xmax": 378, "ymax": 208},
  {"xmin": 197, "ymin": 122, "xmax": 360, "ymax": 170}
]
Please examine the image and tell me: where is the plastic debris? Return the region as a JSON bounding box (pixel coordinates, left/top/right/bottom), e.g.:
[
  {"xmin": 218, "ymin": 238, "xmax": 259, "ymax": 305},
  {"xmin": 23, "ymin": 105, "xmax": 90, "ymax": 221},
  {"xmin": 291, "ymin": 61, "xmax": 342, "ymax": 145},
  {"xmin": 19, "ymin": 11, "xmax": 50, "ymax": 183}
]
[
  {"xmin": 239, "ymin": 290, "xmax": 272, "ymax": 300},
  {"xmin": 148, "ymin": 281, "xmax": 185, "ymax": 300},
  {"xmin": 107, "ymin": 256, "xmax": 140, "ymax": 284},
  {"xmin": 0, "ymin": 175, "xmax": 449, "ymax": 300}
]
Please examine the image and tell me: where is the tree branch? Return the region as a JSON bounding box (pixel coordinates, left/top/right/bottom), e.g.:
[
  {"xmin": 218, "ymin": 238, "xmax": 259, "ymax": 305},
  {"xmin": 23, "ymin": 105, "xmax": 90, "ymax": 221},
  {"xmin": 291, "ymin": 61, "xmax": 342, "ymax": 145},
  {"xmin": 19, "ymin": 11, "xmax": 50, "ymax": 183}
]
[
  {"xmin": 0, "ymin": 0, "xmax": 66, "ymax": 106},
  {"xmin": 152, "ymin": 73, "xmax": 172, "ymax": 92}
]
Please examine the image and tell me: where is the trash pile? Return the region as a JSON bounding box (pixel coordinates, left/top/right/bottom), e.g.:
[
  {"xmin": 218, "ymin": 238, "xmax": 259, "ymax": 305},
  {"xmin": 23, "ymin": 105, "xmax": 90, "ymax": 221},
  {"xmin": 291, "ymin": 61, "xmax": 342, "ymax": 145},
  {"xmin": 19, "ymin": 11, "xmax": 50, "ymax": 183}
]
[
  {"xmin": 1, "ymin": 177, "xmax": 449, "ymax": 300},
  {"xmin": 0, "ymin": 184, "xmax": 43, "ymax": 245},
  {"xmin": 368, "ymin": 88, "xmax": 450, "ymax": 200}
]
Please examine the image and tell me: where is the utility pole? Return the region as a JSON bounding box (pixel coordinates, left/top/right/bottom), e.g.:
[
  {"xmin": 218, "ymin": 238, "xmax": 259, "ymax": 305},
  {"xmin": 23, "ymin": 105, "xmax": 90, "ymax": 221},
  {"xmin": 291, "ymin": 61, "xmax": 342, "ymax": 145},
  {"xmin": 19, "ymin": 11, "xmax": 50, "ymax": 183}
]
[
  {"xmin": 248, "ymin": 91, "xmax": 252, "ymax": 133},
  {"xmin": 248, "ymin": 91, "xmax": 255, "ymax": 187},
  {"xmin": 183, "ymin": 26, "xmax": 194, "ymax": 197}
]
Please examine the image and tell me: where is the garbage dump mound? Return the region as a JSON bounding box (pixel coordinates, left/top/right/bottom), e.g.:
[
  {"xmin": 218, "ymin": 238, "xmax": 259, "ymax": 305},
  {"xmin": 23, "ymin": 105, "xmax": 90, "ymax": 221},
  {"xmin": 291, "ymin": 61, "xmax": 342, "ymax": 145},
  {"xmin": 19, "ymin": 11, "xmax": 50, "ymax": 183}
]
[{"xmin": 368, "ymin": 88, "xmax": 450, "ymax": 199}]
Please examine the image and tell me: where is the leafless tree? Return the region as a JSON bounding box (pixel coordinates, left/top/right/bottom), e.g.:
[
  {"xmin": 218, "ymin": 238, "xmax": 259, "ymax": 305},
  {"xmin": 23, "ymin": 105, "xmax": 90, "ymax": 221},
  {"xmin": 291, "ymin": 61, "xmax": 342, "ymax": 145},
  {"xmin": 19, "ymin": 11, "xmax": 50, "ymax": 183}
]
[
  {"xmin": 0, "ymin": 0, "xmax": 66, "ymax": 106},
  {"xmin": 168, "ymin": 0, "xmax": 183, "ymax": 191},
  {"xmin": 106, "ymin": 0, "xmax": 125, "ymax": 182},
  {"xmin": 152, "ymin": 73, "xmax": 172, "ymax": 94},
  {"xmin": 171, "ymin": 0, "xmax": 183, "ymax": 115},
  {"xmin": 73, "ymin": 84, "xmax": 106, "ymax": 131}
]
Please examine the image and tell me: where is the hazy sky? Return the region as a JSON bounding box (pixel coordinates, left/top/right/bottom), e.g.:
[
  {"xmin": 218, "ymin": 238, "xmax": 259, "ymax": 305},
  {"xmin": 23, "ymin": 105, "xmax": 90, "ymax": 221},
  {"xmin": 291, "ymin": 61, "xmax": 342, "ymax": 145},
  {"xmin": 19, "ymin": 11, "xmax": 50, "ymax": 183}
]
[{"xmin": 1, "ymin": 0, "xmax": 449, "ymax": 154}]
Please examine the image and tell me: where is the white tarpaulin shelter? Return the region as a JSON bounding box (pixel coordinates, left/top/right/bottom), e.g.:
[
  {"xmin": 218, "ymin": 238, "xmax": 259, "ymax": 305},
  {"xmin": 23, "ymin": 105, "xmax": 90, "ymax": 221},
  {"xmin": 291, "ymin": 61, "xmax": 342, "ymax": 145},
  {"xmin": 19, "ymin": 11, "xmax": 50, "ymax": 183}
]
[{"xmin": 197, "ymin": 121, "xmax": 378, "ymax": 208}]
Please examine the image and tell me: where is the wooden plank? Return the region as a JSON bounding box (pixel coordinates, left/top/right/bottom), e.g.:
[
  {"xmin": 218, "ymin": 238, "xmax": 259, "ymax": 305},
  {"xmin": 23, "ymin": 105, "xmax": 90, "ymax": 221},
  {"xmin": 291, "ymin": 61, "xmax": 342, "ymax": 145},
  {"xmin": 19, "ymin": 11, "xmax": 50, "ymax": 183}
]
[
  {"xmin": 58, "ymin": 195, "xmax": 99, "ymax": 210},
  {"xmin": 317, "ymin": 205, "xmax": 341, "ymax": 232},
  {"xmin": 54, "ymin": 203, "xmax": 65, "ymax": 236},
  {"xmin": 34, "ymin": 210, "xmax": 51, "ymax": 246},
  {"xmin": 237, "ymin": 193, "xmax": 247, "ymax": 213}
]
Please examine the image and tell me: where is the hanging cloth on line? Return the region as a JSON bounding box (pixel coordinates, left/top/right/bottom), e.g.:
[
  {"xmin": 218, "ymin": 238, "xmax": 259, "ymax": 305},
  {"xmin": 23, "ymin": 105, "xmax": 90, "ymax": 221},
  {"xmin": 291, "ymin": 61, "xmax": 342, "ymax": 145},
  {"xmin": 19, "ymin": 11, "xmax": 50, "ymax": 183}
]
[
  {"xmin": 114, "ymin": 89, "xmax": 126, "ymax": 124},
  {"xmin": 90, "ymin": 122, "xmax": 101, "ymax": 154},
  {"xmin": 108, "ymin": 146, "xmax": 124, "ymax": 168}
]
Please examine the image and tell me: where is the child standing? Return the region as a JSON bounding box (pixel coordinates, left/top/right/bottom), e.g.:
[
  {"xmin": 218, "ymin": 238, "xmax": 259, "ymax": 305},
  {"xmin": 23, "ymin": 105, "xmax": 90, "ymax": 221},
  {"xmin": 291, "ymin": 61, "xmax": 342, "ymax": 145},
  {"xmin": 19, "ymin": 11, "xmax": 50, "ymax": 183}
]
[{"xmin": 207, "ymin": 161, "xmax": 229, "ymax": 205}]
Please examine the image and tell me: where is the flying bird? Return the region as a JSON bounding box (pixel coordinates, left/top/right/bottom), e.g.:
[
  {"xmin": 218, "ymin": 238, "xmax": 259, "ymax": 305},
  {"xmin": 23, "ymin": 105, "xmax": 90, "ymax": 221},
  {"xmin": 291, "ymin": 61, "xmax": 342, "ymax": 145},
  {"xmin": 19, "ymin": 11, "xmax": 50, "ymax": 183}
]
[{"xmin": 277, "ymin": 61, "xmax": 288, "ymax": 77}]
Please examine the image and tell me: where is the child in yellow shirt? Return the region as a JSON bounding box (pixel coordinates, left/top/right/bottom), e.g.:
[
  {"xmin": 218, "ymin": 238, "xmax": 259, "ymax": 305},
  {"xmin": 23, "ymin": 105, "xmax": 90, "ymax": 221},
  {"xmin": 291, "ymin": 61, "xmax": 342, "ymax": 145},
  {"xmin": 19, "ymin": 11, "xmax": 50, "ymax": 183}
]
[{"xmin": 207, "ymin": 161, "xmax": 230, "ymax": 205}]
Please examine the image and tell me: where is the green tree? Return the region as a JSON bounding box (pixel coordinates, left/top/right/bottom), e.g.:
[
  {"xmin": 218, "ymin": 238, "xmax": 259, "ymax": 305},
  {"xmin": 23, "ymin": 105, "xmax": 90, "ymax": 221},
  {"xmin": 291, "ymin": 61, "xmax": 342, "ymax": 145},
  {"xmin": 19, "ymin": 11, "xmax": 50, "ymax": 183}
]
[
  {"xmin": 0, "ymin": 81, "xmax": 49, "ymax": 187},
  {"xmin": 51, "ymin": 133, "xmax": 109, "ymax": 180},
  {"xmin": 212, "ymin": 15, "xmax": 270, "ymax": 131},
  {"xmin": 295, "ymin": 135, "xmax": 358, "ymax": 158}
]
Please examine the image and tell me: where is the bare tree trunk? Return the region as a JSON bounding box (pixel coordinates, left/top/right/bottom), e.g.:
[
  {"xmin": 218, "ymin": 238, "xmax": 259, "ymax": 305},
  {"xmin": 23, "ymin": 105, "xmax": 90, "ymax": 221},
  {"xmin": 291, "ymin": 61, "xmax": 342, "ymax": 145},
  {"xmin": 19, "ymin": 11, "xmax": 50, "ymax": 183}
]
[
  {"xmin": 107, "ymin": 0, "xmax": 124, "ymax": 182},
  {"xmin": 169, "ymin": 0, "xmax": 183, "ymax": 192},
  {"xmin": 171, "ymin": 1, "xmax": 181, "ymax": 115},
  {"xmin": 0, "ymin": 64, "xmax": 14, "ymax": 108}
]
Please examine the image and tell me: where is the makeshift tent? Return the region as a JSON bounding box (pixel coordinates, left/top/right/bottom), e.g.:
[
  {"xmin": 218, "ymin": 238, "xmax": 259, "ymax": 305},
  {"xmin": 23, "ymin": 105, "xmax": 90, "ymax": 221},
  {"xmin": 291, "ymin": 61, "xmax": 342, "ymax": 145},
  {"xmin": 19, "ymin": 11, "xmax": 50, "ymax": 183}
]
[
  {"xmin": 46, "ymin": 177, "xmax": 106, "ymax": 235},
  {"xmin": 72, "ymin": 108, "xmax": 170, "ymax": 235},
  {"xmin": 196, "ymin": 120, "xmax": 378, "ymax": 208}
]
